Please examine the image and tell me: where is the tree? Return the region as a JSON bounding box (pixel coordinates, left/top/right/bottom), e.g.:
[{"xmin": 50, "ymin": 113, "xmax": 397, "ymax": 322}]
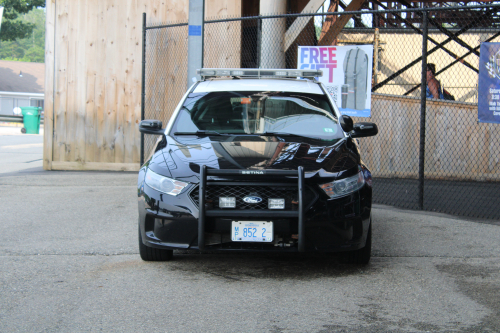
[
  {"xmin": 0, "ymin": 0, "xmax": 45, "ymax": 41},
  {"xmin": 0, "ymin": 7, "xmax": 45, "ymax": 62}
]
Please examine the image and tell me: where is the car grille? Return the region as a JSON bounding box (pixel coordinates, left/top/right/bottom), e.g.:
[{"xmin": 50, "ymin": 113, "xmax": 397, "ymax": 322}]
[{"xmin": 189, "ymin": 184, "xmax": 317, "ymax": 210}]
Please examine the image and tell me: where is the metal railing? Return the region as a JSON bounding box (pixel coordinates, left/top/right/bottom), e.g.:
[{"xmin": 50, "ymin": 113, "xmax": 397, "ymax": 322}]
[{"xmin": 0, "ymin": 115, "xmax": 44, "ymax": 124}]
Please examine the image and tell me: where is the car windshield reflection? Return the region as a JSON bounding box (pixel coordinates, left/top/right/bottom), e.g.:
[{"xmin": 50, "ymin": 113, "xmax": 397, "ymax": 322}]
[{"xmin": 171, "ymin": 91, "xmax": 342, "ymax": 141}]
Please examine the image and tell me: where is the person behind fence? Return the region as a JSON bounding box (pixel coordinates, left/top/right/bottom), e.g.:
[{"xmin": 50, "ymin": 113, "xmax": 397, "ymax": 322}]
[{"xmin": 426, "ymin": 63, "xmax": 444, "ymax": 99}]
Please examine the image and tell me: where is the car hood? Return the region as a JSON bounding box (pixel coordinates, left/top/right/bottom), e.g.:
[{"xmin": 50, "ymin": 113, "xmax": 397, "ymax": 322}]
[{"xmin": 152, "ymin": 135, "xmax": 360, "ymax": 183}]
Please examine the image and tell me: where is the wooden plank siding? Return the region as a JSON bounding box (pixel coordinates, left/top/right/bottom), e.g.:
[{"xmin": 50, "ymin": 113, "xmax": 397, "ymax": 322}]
[
  {"xmin": 204, "ymin": 0, "xmax": 242, "ymax": 68},
  {"xmin": 43, "ymin": 0, "xmax": 56, "ymax": 170},
  {"xmin": 53, "ymin": 1, "xmax": 69, "ymax": 163},
  {"xmin": 354, "ymin": 94, "xmax": 500, "ymax": 182},
  {"xmin": 45, "ymin": 0, "xmax": 240, "ymax": 171},
  {"xmin": 44, "ymin": 0, "xmax": 497, "ymax": 179}
]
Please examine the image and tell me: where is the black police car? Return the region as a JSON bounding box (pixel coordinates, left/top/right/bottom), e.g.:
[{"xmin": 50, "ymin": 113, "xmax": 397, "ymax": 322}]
[{"xmin": 138, "ymin": 69, "xmax": 378, "ymax": 264}]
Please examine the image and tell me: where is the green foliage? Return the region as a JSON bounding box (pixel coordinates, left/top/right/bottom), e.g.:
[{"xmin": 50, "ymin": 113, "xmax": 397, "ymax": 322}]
[
  {"xmin": 0, "ymin": 7, "xmax": 45, "ymax": 63},
  {"xmin": 0, "ymin": 0, "xmax": 45, "ymax": 41}
]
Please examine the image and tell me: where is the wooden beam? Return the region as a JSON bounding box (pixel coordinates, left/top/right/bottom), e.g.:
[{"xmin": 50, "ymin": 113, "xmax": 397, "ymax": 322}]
[
  {"xmin": 283, "ymin": 0, "xmax": 325, "ymax": 52},
  {"xmin": 74, "ymin": 0, "xmax": 87, "ymax": 164},
  {"xmin": 373, "ymin": 0, "xmax": 479, "ymax": 74},
  {"xmin": 318, "ymin": 0, "xmax": 365, "ymax": 46},
  {"xmin": 338, "ymin": 0, "xmax": 365, "ymax": 28},
  {"xmin": 319, "ymin": 0, "xmax": 339, "ymax": 43},
  {"xmin": 398, "ymin": 0, "xmax": 480, "ymax": 57},
  {"xmin": 372, "ymin": 6, "xmax": 497, "ymax": 92},
  {"xmin": 406, "ymin": 0, "xmax": 494, "ymax": 2},
  {"xmin": 43, "ymin": 0, "xmax": 56, "ymax": 170},
  {"xmin": 53, "ymin": 1, "xmax": 69, "ymax": 163}
]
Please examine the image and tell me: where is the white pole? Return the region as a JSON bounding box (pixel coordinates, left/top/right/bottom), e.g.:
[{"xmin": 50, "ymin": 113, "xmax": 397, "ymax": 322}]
[{"xmin": 259, "ymin": 0, "xmax": 287, "ymax": 69}]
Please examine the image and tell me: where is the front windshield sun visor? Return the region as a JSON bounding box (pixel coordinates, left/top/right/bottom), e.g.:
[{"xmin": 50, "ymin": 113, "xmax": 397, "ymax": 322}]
[{"xmin": 170, "ymin": 91, "xmax": 343, "ymax": 141}]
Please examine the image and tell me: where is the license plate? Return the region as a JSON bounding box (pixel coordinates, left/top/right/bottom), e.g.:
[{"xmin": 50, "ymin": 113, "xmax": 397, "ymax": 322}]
[{"xmin": 231, "ymin": 221, "xmax": 273, "ymax": 242}]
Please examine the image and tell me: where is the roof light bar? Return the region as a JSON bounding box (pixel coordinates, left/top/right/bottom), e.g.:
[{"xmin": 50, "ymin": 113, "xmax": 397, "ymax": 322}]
[{"xmin": 197, "ymin": 68, "xmax": 323, "ymax": 80}]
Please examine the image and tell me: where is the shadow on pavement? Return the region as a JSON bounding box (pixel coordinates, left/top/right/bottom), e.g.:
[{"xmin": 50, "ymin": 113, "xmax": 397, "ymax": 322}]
[
  {"xmin": 152, "ymin": 251, "xmax": 381, "ymax": 281},
  {"xmin": 374, "ymin": 177, "xmax": 500, "ymax": 220}
]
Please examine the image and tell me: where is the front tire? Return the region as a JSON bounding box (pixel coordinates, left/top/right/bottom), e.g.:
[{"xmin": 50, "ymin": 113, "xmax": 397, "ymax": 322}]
[
  {"xmin": 341, "ymin": 221, "xmax": 372, "ymax": 265},
  {"xmin": 138, "ymin": 225, "xmax": 173, "ymax": 261}
]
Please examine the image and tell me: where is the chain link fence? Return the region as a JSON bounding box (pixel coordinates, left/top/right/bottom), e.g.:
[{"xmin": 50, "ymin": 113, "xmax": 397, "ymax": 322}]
[
  {"xmin": 142, "ymin": 19, "xmax": 189, "ymax": 160},
  {"xmin": 142, "ymin": 4, "xmax": 500, "ymax": 220}
]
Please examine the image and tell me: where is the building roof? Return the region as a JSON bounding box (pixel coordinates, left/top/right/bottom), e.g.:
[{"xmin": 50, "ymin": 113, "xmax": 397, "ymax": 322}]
[{"xmin": 0, "ymin": 60, "xmax": 45, "ymax": 93}]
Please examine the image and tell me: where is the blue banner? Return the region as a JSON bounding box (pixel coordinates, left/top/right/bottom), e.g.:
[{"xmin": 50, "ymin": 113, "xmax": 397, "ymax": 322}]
[{"xmin": 478, "ymin": 43, "xmax": 500, "ymax": 124}]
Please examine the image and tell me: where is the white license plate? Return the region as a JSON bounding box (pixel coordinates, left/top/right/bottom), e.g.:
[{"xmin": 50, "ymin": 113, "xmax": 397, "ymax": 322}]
[{"xmin": 231, "ymin": 221, "xmax": 273, "ymax": 242}]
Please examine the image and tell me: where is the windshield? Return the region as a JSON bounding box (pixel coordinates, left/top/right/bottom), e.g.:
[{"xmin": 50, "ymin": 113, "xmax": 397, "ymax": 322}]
[{"xmin": 170, "ymin": 91, "xmax": 343, "ymax": 140}]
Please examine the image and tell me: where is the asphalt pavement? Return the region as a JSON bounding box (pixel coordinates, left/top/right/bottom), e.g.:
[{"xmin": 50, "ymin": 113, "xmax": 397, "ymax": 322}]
[{"xmin": 1, "ymin": 125, "xmax": 499, "ymax": 333}]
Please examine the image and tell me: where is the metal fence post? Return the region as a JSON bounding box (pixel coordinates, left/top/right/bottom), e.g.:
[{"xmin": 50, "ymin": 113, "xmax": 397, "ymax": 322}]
[
  {"xmin": 418, "ymin": 10, "xmax": 428, "ymax": 210},
  {"xmin": 187, "ymin": 0, "xmax": 205, "ymax": 88},
  {"xmin": 140, "ymin": 12, "xmax": 146, "ymax": 166},
  {"xmin": 256, "ymin": 16, "xmax": 262, "ymax": 68}
]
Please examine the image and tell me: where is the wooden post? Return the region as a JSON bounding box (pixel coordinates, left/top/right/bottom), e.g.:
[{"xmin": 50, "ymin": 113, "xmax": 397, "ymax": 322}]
[
  {"xmin": 283, "ymin": 0, "xmax": 325, "ymax": 52},
  {"xmin": 373, "ymin": 28, "xmax": 379, "ymax": 85},
  {"xmin": 318, "ymin": 0, "xmax": 365, "ymax": 46},
  {"xmin": 43, "ymin": 0, "xmax": 56, "ymax": 170}
]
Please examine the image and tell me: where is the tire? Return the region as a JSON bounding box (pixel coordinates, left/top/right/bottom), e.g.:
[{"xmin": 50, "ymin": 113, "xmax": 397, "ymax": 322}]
[
  {"xmin": 21, "ymin": 128, "xmax": 27, "ymax": 134},
  {"xmin": 138, "ymin": 225, "xmax": 173, "ymax": 261},
  {"xmin": 340, "ymin": 221, "xmax": 372, "ymax": 265}
]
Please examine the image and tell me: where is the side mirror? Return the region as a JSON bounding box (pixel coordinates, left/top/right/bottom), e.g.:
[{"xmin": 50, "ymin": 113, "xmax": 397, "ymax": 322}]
[
  {"xmin": 339, "ymin": 115, "xmax": 353, "ymax": 133},
  {"xmin": 139, "ymin": 119, "xmax": 164, "ymax": 135},
  {"xmin": 351, "ymin": 122, "xmax": 378, "ymax": 138}
]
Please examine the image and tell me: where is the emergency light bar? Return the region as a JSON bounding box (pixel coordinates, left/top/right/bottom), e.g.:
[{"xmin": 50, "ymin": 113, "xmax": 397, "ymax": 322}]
[{"xmin": 197, "ymin": 68, "xmax": 323, "ymax": 80}]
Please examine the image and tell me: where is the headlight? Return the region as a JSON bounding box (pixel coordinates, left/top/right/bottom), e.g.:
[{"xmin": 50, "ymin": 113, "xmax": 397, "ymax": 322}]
[
  {"xmin": 144, "ymin": 169, "xmax": 189, "ymax": 196},
  {"xmin": 319, "ymin": 171, "xmax": 365, "ymax": 199}
]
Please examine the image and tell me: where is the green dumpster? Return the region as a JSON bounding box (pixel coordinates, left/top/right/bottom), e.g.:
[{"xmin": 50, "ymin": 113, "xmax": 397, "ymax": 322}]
[{"xmin": 21, "ymin": 107, "xmax": 42, "ymax": 134}]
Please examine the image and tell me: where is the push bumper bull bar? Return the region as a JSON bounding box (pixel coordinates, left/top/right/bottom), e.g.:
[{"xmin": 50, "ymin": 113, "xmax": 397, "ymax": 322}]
[{"xmin": 198, "ymin": 166, "xmax": 306, "ymax": 252}]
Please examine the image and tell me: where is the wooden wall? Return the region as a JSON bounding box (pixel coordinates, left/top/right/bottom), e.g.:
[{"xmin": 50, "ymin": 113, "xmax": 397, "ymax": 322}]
[
  {"xmin": 204, "ymin": 0, "xmax": 242, "ymax": 68},
  {"xmin": 45, "ymin": 1, "xmax": 495, "ymax": 179},
  {"xmin": 355, "ymin": 94, "xmax": 500, "ymax": 181},
  {"xmin": 44, "ymin": 0, "xmax": 240, "ymax": 171}
]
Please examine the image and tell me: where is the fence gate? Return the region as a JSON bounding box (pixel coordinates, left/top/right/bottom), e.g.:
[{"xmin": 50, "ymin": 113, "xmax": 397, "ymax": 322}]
[{"xmin": 141, "ymin": 16, "xmax": 189, "ymax": 163}]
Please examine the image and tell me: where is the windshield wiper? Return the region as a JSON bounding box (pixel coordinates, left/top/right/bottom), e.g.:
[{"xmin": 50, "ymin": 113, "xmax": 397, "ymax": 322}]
[
  {"xmin": 173, "ymin": 130, "xmax": 227, "ymax": 136},
  {"xmin": 258, "ymin": 132, "xmax": 323, "ymax": 140}
]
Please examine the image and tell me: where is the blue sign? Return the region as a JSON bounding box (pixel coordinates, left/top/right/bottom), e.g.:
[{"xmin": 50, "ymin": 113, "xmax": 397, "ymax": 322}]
[
  {"xmin": 188, "ymin": 25, "xmax": 202, "ymax": 36},
  {"xmin": 478, "ymin": 43, "xmax": 500, "ymax": 124}
]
